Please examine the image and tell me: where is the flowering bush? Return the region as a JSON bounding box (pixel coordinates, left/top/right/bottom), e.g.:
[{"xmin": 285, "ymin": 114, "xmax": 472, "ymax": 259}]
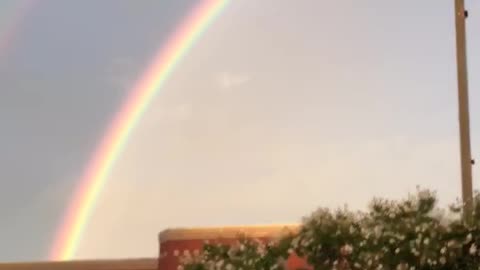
[
  {"xmin": 180, "ymin": 234, "xmax": 293, "ymax": 270},
  {"xmin": 181, "ymin": 188, "xmax": 480, "ymax": 270}
]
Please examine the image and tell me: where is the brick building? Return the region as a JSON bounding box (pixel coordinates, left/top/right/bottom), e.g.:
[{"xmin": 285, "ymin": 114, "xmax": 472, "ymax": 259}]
[{"xmin": 158, "ymin": 225, "xmax": 309, "ymax": 270}]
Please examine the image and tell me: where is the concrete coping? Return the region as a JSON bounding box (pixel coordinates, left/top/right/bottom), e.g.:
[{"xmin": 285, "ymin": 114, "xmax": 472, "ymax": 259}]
[{"xmin": 158, "ymin": 224, "xmax": 301, "ymax": 243}]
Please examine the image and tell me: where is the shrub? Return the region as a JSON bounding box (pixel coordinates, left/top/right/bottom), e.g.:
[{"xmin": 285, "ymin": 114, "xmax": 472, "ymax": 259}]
[
  {"xmin": 181, "ymin": 188, "xmax": 480, "ymax": 270},
  {"xmin": 180, "ymin": 234, "xmax": 293, "ymax": 270}
]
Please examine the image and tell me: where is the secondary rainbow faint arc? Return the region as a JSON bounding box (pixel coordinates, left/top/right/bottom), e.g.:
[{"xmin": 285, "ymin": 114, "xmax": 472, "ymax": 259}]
[
  {"xmin": 50, "ymin": 0, "xmax": 229, "ymax": 261},
  {"xmin": 0, "ymin": 0, "xmax": 35, "ymax": 59}
]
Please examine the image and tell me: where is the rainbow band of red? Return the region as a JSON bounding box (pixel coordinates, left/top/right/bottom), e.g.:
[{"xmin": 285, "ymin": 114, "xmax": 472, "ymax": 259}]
[{"xmin": 50, "ymin": 0, "xmax": 229, "ymax": 261}]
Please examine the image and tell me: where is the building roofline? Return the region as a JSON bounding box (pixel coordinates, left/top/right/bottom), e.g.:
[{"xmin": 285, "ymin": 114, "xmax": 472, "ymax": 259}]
[{"xmin": 158, "ymin": 224, "xmax": 300, "ymax": 243}]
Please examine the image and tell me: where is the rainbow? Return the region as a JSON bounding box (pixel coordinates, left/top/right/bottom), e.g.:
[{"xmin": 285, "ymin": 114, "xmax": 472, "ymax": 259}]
[
  {"xmin": 50, "ymin": 0, "xmax": 229, "ymax": 261},
  {"xmin": 0, "ymin": 0, "xmax": 34, "ymax": 60}
]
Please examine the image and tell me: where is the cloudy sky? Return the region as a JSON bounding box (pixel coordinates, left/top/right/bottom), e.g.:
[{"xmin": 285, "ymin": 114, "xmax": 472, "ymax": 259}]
[{"xmin": 1, "ymin": 0, "xmax": 480, "ymax": 262}]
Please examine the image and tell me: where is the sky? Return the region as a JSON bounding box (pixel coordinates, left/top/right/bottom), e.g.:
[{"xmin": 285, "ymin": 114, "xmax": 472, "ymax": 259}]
[{"xmin": 0, "ymin": 0, "xmax": 479, "ymax": 262}]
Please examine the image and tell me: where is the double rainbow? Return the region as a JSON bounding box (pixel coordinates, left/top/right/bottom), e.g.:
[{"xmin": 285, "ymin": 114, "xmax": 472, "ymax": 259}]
[{"xmin": 50, "ymin": 0, "xmax": 229, "ymax": 260}]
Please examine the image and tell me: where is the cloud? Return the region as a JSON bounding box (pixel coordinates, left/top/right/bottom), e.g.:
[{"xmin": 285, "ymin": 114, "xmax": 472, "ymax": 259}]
[{"xmin": 215, "ymin": 72, "xmax": 251, "ymax": 91}]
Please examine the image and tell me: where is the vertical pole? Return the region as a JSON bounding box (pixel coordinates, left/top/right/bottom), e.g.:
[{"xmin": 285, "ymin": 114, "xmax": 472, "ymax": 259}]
[{"xmin": 454, "ymin": 0, "xmax": 474, "ymax": 223}]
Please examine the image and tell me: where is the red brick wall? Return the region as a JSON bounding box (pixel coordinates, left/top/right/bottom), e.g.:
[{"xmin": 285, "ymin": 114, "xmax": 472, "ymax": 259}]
[{"xmin": 158, "ymin": 226, "xmax": 310, "ymax": 270}]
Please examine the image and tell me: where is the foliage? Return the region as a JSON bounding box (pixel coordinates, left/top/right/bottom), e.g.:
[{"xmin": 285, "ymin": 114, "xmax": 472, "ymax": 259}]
[
  {"xmin": 180, "ymin": 234, "xmax": 293, "ymax": 270},
  {"xmin": 180, "ymin": 188, "xmax": 480, "ymax": 270}
]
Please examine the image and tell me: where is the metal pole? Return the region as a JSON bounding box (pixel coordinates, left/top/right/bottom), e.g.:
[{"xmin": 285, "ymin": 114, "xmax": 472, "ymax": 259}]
[{"xmin": 454, "ymin": 0, "xmax": 474, "ymax": 223}]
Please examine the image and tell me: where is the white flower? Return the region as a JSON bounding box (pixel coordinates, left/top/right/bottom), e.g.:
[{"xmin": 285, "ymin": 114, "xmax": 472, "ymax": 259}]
[
  {"xmin": 439, "ymin": 256, "xmax": 446, "ymax": 265},
  {"xmin": 291, "ymin": 237, "xmax": 300, "ymax": 248},
  {"xmin": 395, "ymin": 248, "xmax": 400, "ymax": 254},
  {"xmin": 470, "ymin": 243, "xmax": 477, "ymax": 255},
  {"xmin": 256, "ymin": 243, "xmax": 267, "ymax": 255},
  {"xmin": 341, "ymin": 244, "xmax": 353, "ymax": 255},
  {"xmin": 440, "ymin": 247, "xmax": 446, "ymax": 254},
  {"xmin": 466, "ymin": 233, "xmax": 473, "ymax": 243},
  {"xmin": 415, "ymin": 238, "xmax": 421, "ymax": 245},
  {"xmin": 418, "ymin": 190, "xmax": 431, "ymax": 199},
  {"xmin": 354, "ymin": 262, "xmax": 361, "ymax": 268},
  {"xmin": 423, "ymin": 238, "xmax": 430, "ymax": 245}
]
